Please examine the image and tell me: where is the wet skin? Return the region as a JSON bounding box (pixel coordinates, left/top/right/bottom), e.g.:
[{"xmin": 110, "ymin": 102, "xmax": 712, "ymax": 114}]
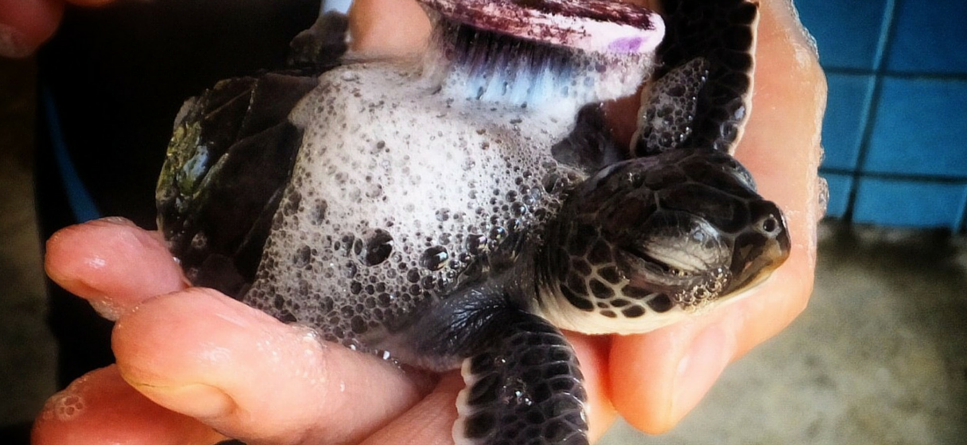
[{"xmin": 29, "ymin": 0, "xmax": 826, "ymax": 443}]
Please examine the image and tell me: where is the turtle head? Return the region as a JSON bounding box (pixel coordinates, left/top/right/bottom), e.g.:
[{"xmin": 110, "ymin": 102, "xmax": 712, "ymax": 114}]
[{"xmin": 543, "ymin": 149, "xmax": 789, "ymax": 331}]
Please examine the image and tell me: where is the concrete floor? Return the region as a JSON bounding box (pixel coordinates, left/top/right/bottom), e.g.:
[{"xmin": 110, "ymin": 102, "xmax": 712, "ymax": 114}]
[{"xmin": 2, "ymin": 57, "xmax": 966, "ymax": 444}]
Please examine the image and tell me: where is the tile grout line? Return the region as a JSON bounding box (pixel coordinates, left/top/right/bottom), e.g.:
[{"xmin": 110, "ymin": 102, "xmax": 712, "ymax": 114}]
[
  {"xmin": 824, "ymin": 67, "xmax": 967, "ymax": 82},
  {"xmin": 842, "ymin": 0, "xmax": 899, "ymax": 223},
  {"xmin": 819, "ymin": 167, "xmax": 967, "ymax": 185}
]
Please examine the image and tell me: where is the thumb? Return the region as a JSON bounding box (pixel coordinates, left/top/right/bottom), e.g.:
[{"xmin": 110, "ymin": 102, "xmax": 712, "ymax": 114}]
[
  {"xmin": 0, "ymin": 0, "xmax": 115, "ymax": 58},
  {"xmin": 0, "ymin": 0, "xmax": 63, "ymax": 58},
  {"xmin": 113, "ymin": 288, "xmax": 435, "ymax": 444}
]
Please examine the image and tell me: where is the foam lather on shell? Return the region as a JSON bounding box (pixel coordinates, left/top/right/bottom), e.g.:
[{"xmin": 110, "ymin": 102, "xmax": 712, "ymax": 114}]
[{"xmin": 244, "ymin": 64, "xmax": 582, "ymax": 349}]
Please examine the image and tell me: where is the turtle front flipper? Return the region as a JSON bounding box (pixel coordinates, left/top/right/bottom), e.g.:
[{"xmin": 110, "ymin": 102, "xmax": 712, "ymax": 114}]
[
  {"xmin": 632, "ymin": 0, "xmax": 759, "ymax": 156},
  {"xmin": 455, "ymin": 310, "xmax": 588, "ymax": 445}
]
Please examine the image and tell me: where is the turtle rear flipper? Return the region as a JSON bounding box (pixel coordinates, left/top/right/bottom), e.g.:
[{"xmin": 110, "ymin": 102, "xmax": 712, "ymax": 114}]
[
  {"xmin": 156, "ymin": 73, "xmax": 319, "ymax": 297},
  {"xmin": 456, "ymin": 310, "xmax": 588, "ymax": 445},
  {"xmin": 156, "ymin": 12, "xmax": 350, "ymax": 297}
]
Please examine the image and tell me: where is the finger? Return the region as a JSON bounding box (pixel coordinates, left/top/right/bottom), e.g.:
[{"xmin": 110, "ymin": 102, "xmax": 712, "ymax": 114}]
[
  {"xmin": 113, "ymin": 288, "xmax": 434, "ymax": 445},
  {"xmin": 359, "ymin": 333, "xmax": 617, "ymax": 444},
  {"xmin": 65, "ymin": 0, "xmax": 115, "ymax": 6},
  {"xmin": 727, "ymin": 0, "xmax": 827, "ymax": 358},
  {"xmin": 347, "ymin": 0, "xmax": 430, "ymax": 57},
  {"xmin": 32, "ymin": 366, "xmax": 225, "ymax": 445},
  {"xmin": 358, "ymin": 373, "xmax": 462, "ymax": 445},
  {"xmin": 610, "ymin": 0, "xmax": 826, "ymax": 433},
  {"xmin": 568, "ymin": 333, "xmax": 619, "ymax": 443},
  {"xmin": 45, "ymin": 218, "xmax": 186, "ymax": 320},
  {"xmin": 0, "ymin": 0, "xmax": 63, "ymax": 58}
]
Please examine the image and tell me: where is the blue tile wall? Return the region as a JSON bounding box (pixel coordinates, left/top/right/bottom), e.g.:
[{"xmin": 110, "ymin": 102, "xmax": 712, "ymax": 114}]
[
  {"xmin": 853, "ymin": 179, "xmax": 967, "ymax": 230},
  {"xmin": 886, "ymin": 0, "xmax": 967, "ymax": 74},
  {"xmin": 821, "ymin": 74, "xmax": 873, "ymax": 171},
  {"xmin": 866, "ymin": 78, "xmax": 967, "ymax": 177},
  {"xmin": 795, "ymin": 0, "xmax": 888, "ymax": 70},
  {"xmin": 796, "ymin": 0, "xmax": 967, "ymax": 232}
]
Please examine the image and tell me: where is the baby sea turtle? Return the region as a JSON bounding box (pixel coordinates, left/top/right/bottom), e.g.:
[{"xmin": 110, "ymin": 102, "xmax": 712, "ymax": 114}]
[{"xmin": 156, "ymin": 0, "xmax": 789, "ymax": 443}]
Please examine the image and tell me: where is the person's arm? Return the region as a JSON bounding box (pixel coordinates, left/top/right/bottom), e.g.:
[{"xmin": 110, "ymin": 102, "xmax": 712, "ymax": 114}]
[{"xmin": 31, "ymin": 0, "xmax": 826, "ymax": 443}]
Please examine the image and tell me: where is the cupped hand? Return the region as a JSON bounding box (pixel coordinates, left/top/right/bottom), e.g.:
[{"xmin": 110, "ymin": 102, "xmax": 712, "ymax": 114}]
[{"xmin": 32, "ymin": 0, "xmax": 826, "ymax": 443}]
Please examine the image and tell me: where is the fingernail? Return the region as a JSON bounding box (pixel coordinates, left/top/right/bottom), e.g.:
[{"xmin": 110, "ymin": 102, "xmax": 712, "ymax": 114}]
[
  {"xmin": 97, "ymin": 216, "xmax": 137, "ymax": 226},
  {"xmin": 0, "ymin": 23, "xmax": 31, "ymax": 58},
  {"xmin": 671, "ymin": 326, "xmax": 734, "ymax": 422},
  {"xmin": 135, "ymin": 383, "xmax": 236, "ymax": 419}
]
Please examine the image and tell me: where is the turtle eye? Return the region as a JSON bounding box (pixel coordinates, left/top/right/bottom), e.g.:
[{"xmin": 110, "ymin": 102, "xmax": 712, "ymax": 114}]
[{"xmin": 759, "ymin": 215, "xmax": 779, "ymax": 235}]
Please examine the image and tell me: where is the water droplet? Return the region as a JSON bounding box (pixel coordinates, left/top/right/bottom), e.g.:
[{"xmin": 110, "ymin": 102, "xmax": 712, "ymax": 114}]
[
  {"xmin": 312, "ymin": 200, "xmax": 328, "ymax": 224},
  {"xmin": 438, "ymin": 232, "xmax": 452, "ymax": 244},
  {"xmin": 435, "ymin": 208, "xmax": 450, "ymax": 221},
  {"xmin": 350, "ymin": 316, "xmax": 367, "ymax": 334},
  {"xmin": 359, "ymin": 229, "xmax": 393, "ymax": 266},
  {"xmin": 190, "ymin": 232, "xmax": 208, "ymax": 250},
  {"xmin": 406, "ymin": 268, "xmax": 421, "ymax": 283},
  {"xmin": 283, "ymin": 192, "xmax": 302, "ymax": 216},
  {"xmin": 293, "ymin": 245, "xmax": 311, "ymax": 267},
  {"xmin": 343, "ymin": 261, "xmax": 358, "ymax": 278},
  {"xmin": 421, "ymin": 246, "xmax": 449, "ymax": 271},
  {"xmin": 340, "ymin": 306, "xmax": 355, "ymax": 318},
  {"xmin": 466, "ymin": 234, "xmax": 487, "ymax": 255},
  {"xmin": 378, "ymin": 293, "xmax": 395, "ymax": 305}
]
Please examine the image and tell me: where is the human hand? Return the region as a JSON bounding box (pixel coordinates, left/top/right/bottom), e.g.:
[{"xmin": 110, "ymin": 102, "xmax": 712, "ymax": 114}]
[
  {"xmin": 0, "ymin": 0, "xmax": 113, "ymax": 58},
  {"xmin": 32, "ymin": 0, "xmax": 826, "ymax": 443}
]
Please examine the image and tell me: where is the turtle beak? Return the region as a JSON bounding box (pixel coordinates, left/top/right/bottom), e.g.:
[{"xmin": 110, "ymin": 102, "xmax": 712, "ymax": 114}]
[{"xmin": 730, "ymin": 201, "xmax": 791, "ymax": 291}]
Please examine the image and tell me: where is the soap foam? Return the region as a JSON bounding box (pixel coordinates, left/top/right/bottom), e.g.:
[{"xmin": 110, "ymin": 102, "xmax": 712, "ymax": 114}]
[{"xmin": 244, "ymin": 60, "xmax": 586, "ymax": 351}]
